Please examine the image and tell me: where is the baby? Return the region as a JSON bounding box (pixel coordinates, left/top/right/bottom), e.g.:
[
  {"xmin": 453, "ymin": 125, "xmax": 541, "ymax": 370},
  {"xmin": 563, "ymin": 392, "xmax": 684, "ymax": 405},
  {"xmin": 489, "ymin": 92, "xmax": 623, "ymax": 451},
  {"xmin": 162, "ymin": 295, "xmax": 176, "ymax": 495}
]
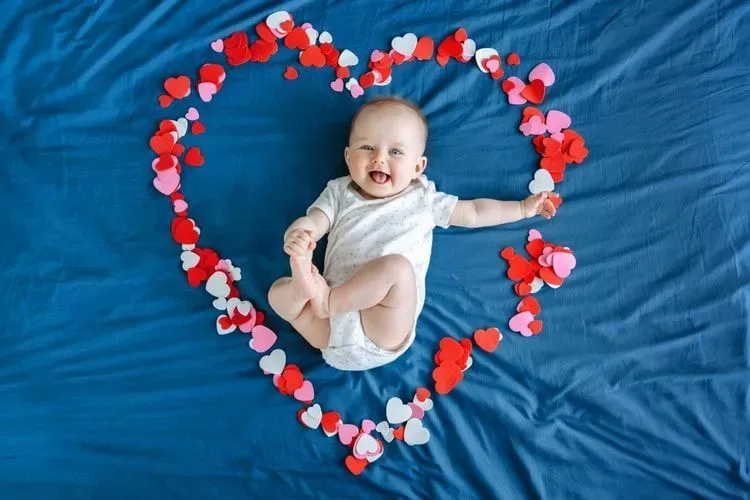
[{"xmin": 268, "ymin": 96, "xmax": 556, "ymax": 371}]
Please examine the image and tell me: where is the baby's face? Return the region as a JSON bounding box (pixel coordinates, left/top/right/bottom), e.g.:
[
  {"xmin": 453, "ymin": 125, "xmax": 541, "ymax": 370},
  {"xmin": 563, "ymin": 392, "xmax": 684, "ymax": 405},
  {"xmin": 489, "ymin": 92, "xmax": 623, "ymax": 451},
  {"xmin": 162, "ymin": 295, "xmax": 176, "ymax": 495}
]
[{"xmin": 345, "ymin": 104, "xmax": 427, "ymax": 199}]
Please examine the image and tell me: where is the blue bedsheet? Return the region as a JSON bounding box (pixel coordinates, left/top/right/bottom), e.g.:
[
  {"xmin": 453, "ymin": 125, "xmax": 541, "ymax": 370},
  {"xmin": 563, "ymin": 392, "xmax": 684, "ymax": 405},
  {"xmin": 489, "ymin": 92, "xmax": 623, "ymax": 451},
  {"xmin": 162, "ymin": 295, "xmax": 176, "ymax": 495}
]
[{"xmin": 1, "ymin": 0, "xmax": 748, "ymax": 498}]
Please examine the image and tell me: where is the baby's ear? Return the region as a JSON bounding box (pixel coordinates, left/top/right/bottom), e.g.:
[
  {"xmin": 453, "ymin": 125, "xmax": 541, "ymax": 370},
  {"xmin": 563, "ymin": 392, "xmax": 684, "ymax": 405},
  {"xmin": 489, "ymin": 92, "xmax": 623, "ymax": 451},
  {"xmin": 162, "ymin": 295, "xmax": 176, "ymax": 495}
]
[
  {"xmin": 344, "ymin": 146, "xmax": 350, "ymax": 167},
  {"xmin": 415, "ymin": 156, "xmax": 427, "ymax": 176}
]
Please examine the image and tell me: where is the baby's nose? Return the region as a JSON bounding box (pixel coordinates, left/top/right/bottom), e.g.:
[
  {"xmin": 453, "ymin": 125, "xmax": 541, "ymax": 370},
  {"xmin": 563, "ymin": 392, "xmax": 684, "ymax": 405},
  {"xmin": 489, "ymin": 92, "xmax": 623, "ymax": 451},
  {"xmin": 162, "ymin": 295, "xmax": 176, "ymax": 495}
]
[{"xmin": 371, "ymin": 149, "xmax": 387, "ymax": 164}]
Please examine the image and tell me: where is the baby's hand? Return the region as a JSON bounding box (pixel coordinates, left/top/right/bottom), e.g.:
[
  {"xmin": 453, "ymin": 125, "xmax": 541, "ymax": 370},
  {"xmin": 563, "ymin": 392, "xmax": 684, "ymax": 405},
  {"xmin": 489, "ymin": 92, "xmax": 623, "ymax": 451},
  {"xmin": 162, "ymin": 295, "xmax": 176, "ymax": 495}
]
[
  {"xmin": 284, "ymin": 229, "xmax": 316, "ymax": 257},
  {"xmin": 522, "ymin": 192, "xmax": 556, "ymax": 220}
]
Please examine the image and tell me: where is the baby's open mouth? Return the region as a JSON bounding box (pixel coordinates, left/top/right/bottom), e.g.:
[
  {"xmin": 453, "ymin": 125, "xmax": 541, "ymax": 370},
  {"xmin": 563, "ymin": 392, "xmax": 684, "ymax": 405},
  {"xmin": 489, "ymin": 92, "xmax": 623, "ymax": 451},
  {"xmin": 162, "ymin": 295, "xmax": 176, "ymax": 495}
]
[{"xmin": 369, "ymin": 171, "xmax": 390, "ymax": 184}]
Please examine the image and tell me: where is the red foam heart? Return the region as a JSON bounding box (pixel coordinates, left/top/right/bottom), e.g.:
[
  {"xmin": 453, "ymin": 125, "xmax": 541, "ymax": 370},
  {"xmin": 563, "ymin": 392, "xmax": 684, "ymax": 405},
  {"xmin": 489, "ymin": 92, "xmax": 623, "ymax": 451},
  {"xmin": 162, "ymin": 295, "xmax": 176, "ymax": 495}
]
[
  {"xmin": 514, "ymin": 282, "xmax": 532, "ymax": 296},
  {"xmin": 522, "ymin": 106, "xmax": 545, "ymax": 123},
  {"xmin": 280, "ymin": 19, "xmax": 294, "ymax": 32},
  {"xmin": 283, "ymin": 66, "xmax": 299, "ymax": 80},
  {"xmin": 164, "ymin": 76, "xmax": 191, "ymax": 99},
  {"xmin": 507, "ymin": 52, "xmax": 521, "ymax": 65},
  {"xmin": 321, "ymin": 411, "xmax": 340, "ymax": 434},
  {"xmin": 284, "ymin": 27, "xmax": 310, "ymax": 50},
  {"xmin": 437, "ymin": 36, "xmax": 463, "ymax": 59},
  {"xmin": 255, "ymin": 22, "xmax": 276, "ymax": 43},
  {"xmin": 518, "ymin": 296, "xmax": 541, "ymax": 316},
  {"xmin": 436, "ymin": 337, "xmax": 464, "ymax": 365},
  {"xmin": 345, "ymin": 455, "xmax": 368, "ymax": 476},
  {"xmin": 149, "ymin": 133, "xmax": 176, "ymax": 155},
  {"xmin": 393, "ymin": 426, "xmax": 405, "ymax": 440},
  {"xmin": 359, "ymin": 72, "xmax": 375, "ymax": 88},
  {"xmin": 158, "ymin": 94, "xmax": 173, "ymax": 108},
  {"xmin": 186, "ymin": 267, "xmax": 207, "ymax": 287},
  {"xmin": 539, "ymin": 266, "xmax": 564, "ymax": 286},
  {"xmin": 224, "ymin": 31, "xmax": 248, "ymax": 50},
  {"xmin": 525, "ymin": 239, "xmax": 546, "ymax": 258},
  {"xmin": 413, "ymin": 36, "xmax": 434, "ymax": 60},
  {"xmin": 300, "ymin": 45, "xmax": 326, "ymax": 68},
  {"xmin": 226, "ymin": 45, "xmax": 252, "ymax": 66},
  {"xmin": 529, "ymin": 320, "xmax": 543, "ymax": 335},
  {"xmin": 191, "ymin": 121, "xmax": 206, "ymax": 135},
  {"xmin": 281, "ymin": 368, "xmax": 304, "ymax": 393},
  {"xmin": 184, "ymin": 147, "xmax": 205, "ymax": 167},
  {"xmin": 335, "ymin": 66, "xmax": 349, "ymax": 79},
  {"xmin": 507, "ymin": 255, "xmax": 532, "ymax": 281},
  {"xmin": 436, "ymin": 54, "xmax": 450, "ymax": 66},
  {"xmin": 500, "ymin": 247, "xmax": 515, "ymax": 260},
  {"xmin": 172, "ymin": 218, "xmax": 199, "ymax": 245},
  {"xmin": 548, "ymin": 193, "xmax": 563, "ymax": 209},
  {"xmin": 474, "ymin": 328, "xmax": 501, "ymax": 353},
  {"xmin": 250, "ymin": 39, "xmax": 278, "ymax": 63},
  {"xmin": 415, "ymin": 387, "xmax": 431, "ymax": 402},
  {"xmin": 433, "ymin": 361, "xmax": 463, "ymax": 395},
  {"xmin": 454, "ymin": 28, "xmax": 468, "ymax": 43},
  {"xmin": 521, "ymin": 79, "xmax": 545, "ymax": 104},
  {"xmin": 171, "ymin": 143, "xmax": 185, "ymax": 158},
  {"xmin": 199, "ymin": 64, "xmax": 225, "ymax": 85}
]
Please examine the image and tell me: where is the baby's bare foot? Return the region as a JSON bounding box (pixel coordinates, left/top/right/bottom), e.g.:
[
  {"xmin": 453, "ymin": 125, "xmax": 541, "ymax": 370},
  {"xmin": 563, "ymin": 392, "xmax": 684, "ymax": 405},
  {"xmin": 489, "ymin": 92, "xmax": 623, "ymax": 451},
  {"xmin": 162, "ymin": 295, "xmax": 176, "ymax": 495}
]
[
  {"xmin": 289, "ymin": 254, "xmax": 317, "ymax": 302},
  {"xmin": 309, "ymin": 271, "xmax": 331, "ymax": 319}
]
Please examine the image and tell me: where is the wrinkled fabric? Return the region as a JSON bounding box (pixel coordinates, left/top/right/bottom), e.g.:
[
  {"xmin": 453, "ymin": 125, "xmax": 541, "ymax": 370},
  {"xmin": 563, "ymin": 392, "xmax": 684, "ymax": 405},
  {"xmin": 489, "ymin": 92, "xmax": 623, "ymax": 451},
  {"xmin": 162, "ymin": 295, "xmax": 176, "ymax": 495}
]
[{"xmin": 0, "ymin": 0, "xmax": 748, "ymax": 498}]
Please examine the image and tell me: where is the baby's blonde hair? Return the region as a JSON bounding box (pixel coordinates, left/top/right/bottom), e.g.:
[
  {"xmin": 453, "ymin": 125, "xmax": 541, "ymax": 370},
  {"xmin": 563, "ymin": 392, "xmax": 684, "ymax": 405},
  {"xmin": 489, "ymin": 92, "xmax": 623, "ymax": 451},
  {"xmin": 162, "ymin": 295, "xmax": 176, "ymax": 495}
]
[{"xmin": 349, "ymin": 96, "xmax": 429, "ymax": 146}]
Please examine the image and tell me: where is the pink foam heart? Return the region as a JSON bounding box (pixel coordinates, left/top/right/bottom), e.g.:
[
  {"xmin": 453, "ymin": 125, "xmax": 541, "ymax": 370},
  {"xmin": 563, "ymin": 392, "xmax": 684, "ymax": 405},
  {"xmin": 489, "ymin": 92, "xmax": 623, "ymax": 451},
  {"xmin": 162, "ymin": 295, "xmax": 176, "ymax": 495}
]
[
  {"xmin": 361, "ymin": 419, "xmax": 376, "ymax": 434},
  {"xmin": 272, "ymin": 374, "xmax": 279, "ymax": 386},
  {"xmin": 529, "ymin": 62, "xmax": 555, "ymax": 86},
  {"xmin": 198, "ymin": 82, "xmax": 217, "ymax": 102},
  {"xmin": 551, "ymin": 252, "xmax": 576, "ymax": 278},
  {"xmin": 528, "ymin": 229, "xmax": 542, "ymax": 241},
  {"xmin": 238, "ymin": 312, "xmax": 257, "ymax": 333},
  {"xmin": 550, "ymin": 132, "xmax": 565, "ymax": 143},
  {"xmin": 153, "ymin": 171, "xmax": 180, "ymax": 195},
  {"xmin": 300, "ymin": 22, "xmax": 312, "ymax": 30},
  {"xmin": 330, "ymin": 78, "xmax": 344, "ymax": 92},
  {"xmin": 485, "ymin": 58, "xmax": 500, "ymax": 73},
  {"xmin": 350, "ymin": 84, "xmax": 364, "ymax": 99},
  {"xmin": 173, "ymin": 199, "xmax": 188, "ymax": 213},
  {"xmin": 545, "ymin": 110, "xmax": 571, "ymax": 134},
  {"xmin": 509, "ymin": 311, "xmax": 534, "ymax": 337},
  {"xmin": 249, "ymin": 325, "xmax": 277, "ymax": 353},
  {"xmin": 294, "ymin": 380, "xmax": 315, "ymax": 402},
  {"xmin": 508, "ymin": 93, "xmax": 528, "ymax": 105},
  {"xmin": 505, "ymin": 77, "xmax": 526, "ymax": 95},
  {"xmin": 210, "ymin": 39, "xmax": 224, "ymax": 53},
  {"xmin": 151, "ymin": 155, "xmax": 177, "ymax": 173},
  {"xmin": 338, "ymin": 424, "xmax": 359, "ymax": 445},
  {"xmin": 185, "ymin": 107, "xmax": 199, "ymax": 121},
  {"xmin": 537, "ymin": 246, "xmax": 554, "ymax": 267},
  {"xmin": 520, "ymin": 115, "xmax": 547, "ymax": 136},
  {"xmin": 407, "ymin": 402, "xmax": 425, "ymax": 419},
  {"xmin": 370, "ymin": 50, "xmax": 385, "ymax": 62}
]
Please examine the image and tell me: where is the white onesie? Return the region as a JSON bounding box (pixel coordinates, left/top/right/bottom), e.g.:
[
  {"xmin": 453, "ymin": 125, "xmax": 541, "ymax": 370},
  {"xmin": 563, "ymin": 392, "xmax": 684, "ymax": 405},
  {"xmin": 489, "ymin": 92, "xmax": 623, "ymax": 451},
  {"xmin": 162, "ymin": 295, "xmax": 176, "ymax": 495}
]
[{"xmin": 307, "ymin": 174, "xmax": 458, "ymax": 371}]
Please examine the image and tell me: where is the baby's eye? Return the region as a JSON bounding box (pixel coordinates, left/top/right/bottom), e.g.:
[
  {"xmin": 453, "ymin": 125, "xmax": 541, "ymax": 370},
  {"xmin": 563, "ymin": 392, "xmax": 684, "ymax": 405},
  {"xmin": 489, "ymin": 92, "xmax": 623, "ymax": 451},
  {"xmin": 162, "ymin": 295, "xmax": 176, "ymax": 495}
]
[
  {"xmin": 360, "ymin": 145, "xmax": 374, "ymax": 151},
  {"xmin": 389, "ymin": 148, "xmax": 403, "ymax": 156}
]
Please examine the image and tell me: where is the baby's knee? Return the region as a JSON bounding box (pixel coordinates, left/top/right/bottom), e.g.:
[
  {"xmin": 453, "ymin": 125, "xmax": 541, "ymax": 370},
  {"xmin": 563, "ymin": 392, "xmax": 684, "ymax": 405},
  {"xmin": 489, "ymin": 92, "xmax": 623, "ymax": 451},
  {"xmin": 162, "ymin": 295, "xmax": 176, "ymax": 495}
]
[
  {"xmin": 380, "ymin": 254, "xmax": 415, "ymax": 282},
  {"xmin": 267, "ymin": 277, "xmax": 291, "ymax": 309}
]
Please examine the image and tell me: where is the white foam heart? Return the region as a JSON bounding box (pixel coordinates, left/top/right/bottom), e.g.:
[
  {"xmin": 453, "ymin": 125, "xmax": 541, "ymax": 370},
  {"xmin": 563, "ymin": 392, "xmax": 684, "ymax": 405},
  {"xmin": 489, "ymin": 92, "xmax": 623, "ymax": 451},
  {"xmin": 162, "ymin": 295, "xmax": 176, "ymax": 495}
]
[
  {"xmin": 475, "ymin": 48, "xmax": 499, "ymax": 73},
  {"xmin": 175, "ymin": 118, "xmax": 188, "ymax": 138},
  {"xmin": 373, "ymin": 74, "xmax": 392, "ymax": 87},
  {"xmin": 212, "ymin": 297, "xmax": 227, "ymax": 310},
  {"xmin": 180, "ymin": 251, "xmax": 199, "ymax": 271},
  {"xmin": 345, "ymin": 77, "xmax": 359, "ymax": 91},
  {"xmin": 461, "ymin": 38, "xmax": 476, "ymax": 59},
  {"xmin": 391, "ymin": 33, "xmax": 417, "ymax": 57},
  {"xmin": 530, "ymin": 277, "xmax": 544, "ymax": 293},
  {"xmin": 205, "ymin": 271, "xmax": 230, "ymax": 298},
  {"xmin": 225, "ymin": 297, "xmax": 241, "ymax": 316},
  {"xmin": 528, "ymin": 169, "xmax": 555, "ymax": 194},
  {"xmin": 462, "ymin": 356, "xmax": 473, "ymax": 372},
  {"xmin": 413, "ymin": 394, "xmax": 434, "ymax": 412},
  {"xmin": 338, "ymin": 49, "xmax": 359, "ymax": 67},
  {"xmin": 300, "ymin": 404, "xmax": 322, "ymax": 429},
  {"xmin": 181, "ymin": 244, "xmax": 195, "ymax": 251},
  {"xmin": 319, "ymin": 31, "xmax": 332, "ymax": 44},
  {"xmin": 235, "ymin": 300, "xmax": 252, "ymax": 318},
  {"xmin": 353, "ymin": 433, "xmax": 380, "ymax": 458},
  {"xmin": 266, "ymin": 10, "xmax": 291, "ymax": 34},
  {"xmin": 305, "ymin": 27, "xmax": 318, "ymax": 45},
  {"xmin": 366, "ymin": 447, "xmax": 384, "ymax": 463},
  {"xmin": 385, "ymin": 397, "xmax": 412, "ymax": 425},
  {"xmin": 259, "ymin": 349, "xmax": 286, "ymax": 375},
  {"xmin": 404, "ymin": 417, "xmax": 430, "ymax": 446}
]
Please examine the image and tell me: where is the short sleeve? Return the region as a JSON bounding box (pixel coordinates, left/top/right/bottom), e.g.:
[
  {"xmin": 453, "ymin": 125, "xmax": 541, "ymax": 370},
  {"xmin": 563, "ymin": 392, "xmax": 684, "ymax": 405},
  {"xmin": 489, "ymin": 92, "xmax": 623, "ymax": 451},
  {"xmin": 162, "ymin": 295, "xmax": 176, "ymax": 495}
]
[
  {"xmin": 307, "ymin": 179, "xmax": 340, "ymax": 226},
  {"xmin": 425, "ymin": 180, "xmax": 458, "ymax": 229}
]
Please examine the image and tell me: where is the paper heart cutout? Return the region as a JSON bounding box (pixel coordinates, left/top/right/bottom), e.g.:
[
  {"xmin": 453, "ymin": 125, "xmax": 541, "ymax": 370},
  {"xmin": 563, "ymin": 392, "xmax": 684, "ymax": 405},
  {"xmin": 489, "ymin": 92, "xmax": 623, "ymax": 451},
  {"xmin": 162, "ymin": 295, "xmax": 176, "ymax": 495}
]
[
  {"xmin": 259, "ymin": 349, "xmax": 286, "ymax": 375},
  {"xmin": 321, "ymin": 412, "xmax": 341, "ymax": 436},
  {"xmin": 529, "ymin": 62, "xmax": 555, "ymax": 86},
  {"xmin": 407, "ymin": 402, "xmax": 425, "ymax": 419},
  {"xmin": 210, "ymin": 39, "xmax": 224, "ymax": 53},
  {"xmin": 551, "ymin": 251, "xmax": 576, "ymax": 278},
  {"xmin": 205, "ymin": 271, "xmax": 230, "ymax": 298},
  {"xmin": 294, "ymin": 380, "xmax": 315, "ymax": 402},
  {"xmin": 353, "ymin": 433, "xmax": 381, "ymax": 459},
  {"xmin": 528, "ymin": 169, "xmax": 555, "ymax": 194},
  {"xmin": 318, "ymin": 31, "xmax": 332, "ymax": 44},
  {"xmin": 528, "ymin": 229, "xmax": 542, "ymax": 241},
  {"xmin": 338, "ymin": 424, "xmax": 359, "ymax": 446},
  {"xmin": 216, "ymin": 315, "xmax": 236, "ymax": 335},
  {"xmin": 248, "ymin": 325, "xmax": 277, "ymax": 353},
  {"xmin": 432, "ymin": 361, "xmax": 463, "ymax": 395},
  {"xmin": 386, "ymin": 397, "xmax": 412, "ymax": 425},
  {"xmin": 345, "ymin": 455, "xmax": 367, "ymax": 476},
  {"xmin": 361, "ymin": 419, "xmax": 376, "ymax": 434},
  {"xmin": 520, "ymin": 115, "xmax": 547, "ymax": 136},
  {"xmin": 299, "ymin": 403, "xmax": 322, "ymax": 429},
  {"xmin": 164, "ymin": 76, "xmax": 191, "ymax": 99},
  {"xmin": 180, "ymin": 250, "xmax": 199, "ymax": 271},
  {"xmin": 392, "ymin": 33, "xmax": 417, "ymax": 56},
  {"xmin": 404, "ymin": 417, "xmax": 430, "ymax": 446},
  {"xmin": 349, "ymin": 84, "xmax": 364, "ymax": 99},
  {"xmin": 330, "ymin": 78, "xmax": 344, "ymax": 92},
  {"xmin": 545, "ymin": 110, "xmax": 571, "ymax": 134},
  {"xmin": 198, "ymin": 82, "xmax": 218, "ymax": 102},
  {"xmin": 413, "ymin": 36, "xmax": 434, "ymax": 60},
  {"xmin": 413, "ymin": 394, "xmax": 434, "ymax": 412},
  {"xmin": 338, "ymin": 49, "xmax": 358, "ymax": 67},
  {"xmin": 521, "ymin": 79, "xmax": 545, "ymax": 104},
  {"xmin": 153, "ymin": 171, "xmax": 180, "ymax": 196},
  {"xmin": 509, "ymin": 311, "xmax": 534, "ymax": 337},
  {"xmin": 212, "ymin": 297, "xmax": 227, "ymax": 310}
]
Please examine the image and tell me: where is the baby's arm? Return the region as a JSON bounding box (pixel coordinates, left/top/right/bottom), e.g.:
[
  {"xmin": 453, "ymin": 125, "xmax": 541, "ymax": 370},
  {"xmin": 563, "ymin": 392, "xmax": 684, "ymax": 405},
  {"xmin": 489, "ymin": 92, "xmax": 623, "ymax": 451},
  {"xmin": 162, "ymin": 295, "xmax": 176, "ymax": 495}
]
[
  {"xmin": 449, "ymin": 192, "xmax": 555, "ymax": 228},
  {"xmin": 283, "ymin": 208, "xmax": 331, "ymax": 257}
]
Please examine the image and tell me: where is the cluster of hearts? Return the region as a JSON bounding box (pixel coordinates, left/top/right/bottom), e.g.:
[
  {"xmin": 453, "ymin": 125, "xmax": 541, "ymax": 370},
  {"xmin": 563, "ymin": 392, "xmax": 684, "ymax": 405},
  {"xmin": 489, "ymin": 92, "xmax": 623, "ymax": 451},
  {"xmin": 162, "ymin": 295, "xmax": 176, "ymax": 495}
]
[{"xmin": 149, "ymin": 9, "xmax": 587, "ymax": 476}]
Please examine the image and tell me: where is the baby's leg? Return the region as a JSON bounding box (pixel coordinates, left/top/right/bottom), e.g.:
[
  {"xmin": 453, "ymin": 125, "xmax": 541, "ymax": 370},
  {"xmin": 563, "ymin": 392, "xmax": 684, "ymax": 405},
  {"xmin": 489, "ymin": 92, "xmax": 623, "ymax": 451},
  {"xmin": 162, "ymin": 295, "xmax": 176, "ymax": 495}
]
[
  {"xmin": 311, "ymin": 254, "xmax": 416, "ymax": 351},
  {"xmin": 267, "ymin": 255, "xmax": 330, "ymax": 349}
]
